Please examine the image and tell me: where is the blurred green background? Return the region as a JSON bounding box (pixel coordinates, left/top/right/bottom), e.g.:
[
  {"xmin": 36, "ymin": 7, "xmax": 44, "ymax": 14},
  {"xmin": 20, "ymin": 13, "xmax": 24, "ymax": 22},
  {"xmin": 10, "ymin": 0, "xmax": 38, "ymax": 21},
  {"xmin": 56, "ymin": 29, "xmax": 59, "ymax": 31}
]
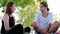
[
  {"xmin": 0, "ymin": 0, "xmax": 47, "ymax": 28},
  {"xmin": 0, "ymin": 0, "xmax": 60, "ymax": 33}
]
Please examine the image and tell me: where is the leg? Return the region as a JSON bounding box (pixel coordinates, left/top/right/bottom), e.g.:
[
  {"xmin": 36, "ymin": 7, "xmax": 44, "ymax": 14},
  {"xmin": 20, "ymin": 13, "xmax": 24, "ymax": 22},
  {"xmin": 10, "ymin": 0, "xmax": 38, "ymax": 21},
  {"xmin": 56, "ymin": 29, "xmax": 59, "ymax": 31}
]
[
  {"xmin": 7, "ymin": 24, "xmax": 23, "ymax": 34},
  {"xmin": 48, "ymin": 21, "xmax": 59, "ymax": 33},
  {"xmin": 34, "ymin": 27, "xmax": 46, "ymax": 34}
]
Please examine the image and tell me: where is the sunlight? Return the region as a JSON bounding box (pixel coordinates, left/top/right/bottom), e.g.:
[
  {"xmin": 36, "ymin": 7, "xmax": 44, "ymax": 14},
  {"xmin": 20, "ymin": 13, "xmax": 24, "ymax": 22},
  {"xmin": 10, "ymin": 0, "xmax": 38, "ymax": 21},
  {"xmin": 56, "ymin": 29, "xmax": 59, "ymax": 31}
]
[{"xmin": 48, "ymin": 0, "xmax": 60, "ymax": 21}]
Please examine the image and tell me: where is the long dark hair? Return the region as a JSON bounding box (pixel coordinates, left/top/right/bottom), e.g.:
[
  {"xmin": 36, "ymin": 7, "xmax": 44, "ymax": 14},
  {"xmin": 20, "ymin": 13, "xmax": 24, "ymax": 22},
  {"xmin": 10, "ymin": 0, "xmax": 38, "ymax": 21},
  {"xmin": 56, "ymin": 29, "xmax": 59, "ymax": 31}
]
[
  {"xmin": 40, "ymin": 2, "xmax": 49, "ymax": 11},
  {"xmin": 6, "ymin": 2, "xmax": 14, "ymax": 15}
]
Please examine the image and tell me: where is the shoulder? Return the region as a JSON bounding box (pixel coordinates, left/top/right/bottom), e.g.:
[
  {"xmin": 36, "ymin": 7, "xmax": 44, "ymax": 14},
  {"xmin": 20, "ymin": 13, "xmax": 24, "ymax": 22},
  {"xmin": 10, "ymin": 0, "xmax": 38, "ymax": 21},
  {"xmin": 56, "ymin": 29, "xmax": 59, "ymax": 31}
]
[
  {"xmin": 3, "ymin": 14, "xmax": 9, "ymax": 20},
  {"xmin": 48, "ymin": 12, "xmax": 53, "ymax": 17},
  {"xmin": 48, "ymin": 12, "xmax": 53, "ymax": 16}
]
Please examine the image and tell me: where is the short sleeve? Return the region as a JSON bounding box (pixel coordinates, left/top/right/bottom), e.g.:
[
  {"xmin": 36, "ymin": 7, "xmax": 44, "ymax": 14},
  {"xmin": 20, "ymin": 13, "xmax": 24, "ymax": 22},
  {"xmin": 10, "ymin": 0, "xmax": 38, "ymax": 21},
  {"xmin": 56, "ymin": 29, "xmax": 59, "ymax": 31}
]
[
  {"xmin": 34, "ymin": 13, "xmax": 39, "ymax": 23},
  {"xmin": 48, "ymin": 13, "xmax": 54, "ymax": 24}
]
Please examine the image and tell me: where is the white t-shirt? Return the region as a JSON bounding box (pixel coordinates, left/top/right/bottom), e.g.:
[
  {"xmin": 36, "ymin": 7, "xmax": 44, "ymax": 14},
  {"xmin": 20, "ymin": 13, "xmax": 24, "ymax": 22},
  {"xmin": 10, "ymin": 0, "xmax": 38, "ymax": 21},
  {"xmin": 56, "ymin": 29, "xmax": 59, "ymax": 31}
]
[{"xmin": 34, "ymin": 12, "xmax": 54, "ymax": 29}]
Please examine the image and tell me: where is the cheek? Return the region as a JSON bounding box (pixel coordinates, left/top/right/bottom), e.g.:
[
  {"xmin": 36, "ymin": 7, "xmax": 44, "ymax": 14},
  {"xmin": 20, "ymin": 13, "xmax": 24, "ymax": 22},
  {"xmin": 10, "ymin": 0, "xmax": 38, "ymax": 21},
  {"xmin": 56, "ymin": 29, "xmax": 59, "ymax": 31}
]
[
  {"xmin": 40, "ymin": 7, "xmax": 44, "ymax": 10},
  {"xmin": 40, "ymin": 7, "xmax": 42, "ymax": 9},
  {"xmin": 14, "ymin": 7, "xmax": 16, "ymax": 10},
  {"xmin": 13, "ymin": 7, "xmax": 16, "ymax": 10},
  {"xmin": 40, "ymin": 6, "xmax": 44, "ymax": 10}
]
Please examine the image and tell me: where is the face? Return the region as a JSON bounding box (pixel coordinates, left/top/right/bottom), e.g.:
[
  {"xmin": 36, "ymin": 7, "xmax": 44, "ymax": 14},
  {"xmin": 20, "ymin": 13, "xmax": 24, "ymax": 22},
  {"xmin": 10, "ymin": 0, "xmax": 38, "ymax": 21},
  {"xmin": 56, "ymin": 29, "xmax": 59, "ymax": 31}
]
[
  {"xmin": 11, "ymin": 4, "xmax": 16, "ymax": 13},
  {"xmin": 40, "ymin": 4, "xmax": 47, "ymax": 13}
]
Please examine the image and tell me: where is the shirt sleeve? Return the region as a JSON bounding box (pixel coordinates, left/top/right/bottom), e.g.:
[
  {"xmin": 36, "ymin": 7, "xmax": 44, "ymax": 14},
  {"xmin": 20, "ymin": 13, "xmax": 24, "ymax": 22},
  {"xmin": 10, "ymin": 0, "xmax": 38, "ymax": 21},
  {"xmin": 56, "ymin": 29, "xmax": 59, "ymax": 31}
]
[
  {"xmin": 48, "ymin": 13, "xmax": 54, "ymax": 24},
  {"xmin": 34, "ymin": 13, "xmax": 39, "ymax": 23}
]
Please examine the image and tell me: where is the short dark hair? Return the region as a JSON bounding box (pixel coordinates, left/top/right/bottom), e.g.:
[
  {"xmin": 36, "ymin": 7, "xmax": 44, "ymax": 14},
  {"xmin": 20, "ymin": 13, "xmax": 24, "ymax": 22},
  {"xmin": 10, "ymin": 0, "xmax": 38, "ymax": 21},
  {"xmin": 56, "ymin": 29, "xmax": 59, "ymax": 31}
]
[
  {"xmin": 6, "ymin": 2, "xmax": 14, "ymax": 15},
  {"xmin": 40, "ymin": 2, "xmax": 49, "ymax": 11}
]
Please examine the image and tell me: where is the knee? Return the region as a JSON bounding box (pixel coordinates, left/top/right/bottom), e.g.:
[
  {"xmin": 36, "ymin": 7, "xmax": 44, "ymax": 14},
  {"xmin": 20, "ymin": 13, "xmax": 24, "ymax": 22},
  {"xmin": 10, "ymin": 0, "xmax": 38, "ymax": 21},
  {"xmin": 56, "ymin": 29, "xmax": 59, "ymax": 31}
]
[
  {"xmin": 14, "ymin": 24, "xmax": 23, "ymax": 31},
  {"xmin": 15, "ymin": 24, "xmax": 23, "ymax": 28},
  {"xmin": 15, "ymin": 24, "xmax": 23, "ymax": 33},
  {"xmin": 54, "ymin": 21, "xmax": 59, "ymax": 27}
]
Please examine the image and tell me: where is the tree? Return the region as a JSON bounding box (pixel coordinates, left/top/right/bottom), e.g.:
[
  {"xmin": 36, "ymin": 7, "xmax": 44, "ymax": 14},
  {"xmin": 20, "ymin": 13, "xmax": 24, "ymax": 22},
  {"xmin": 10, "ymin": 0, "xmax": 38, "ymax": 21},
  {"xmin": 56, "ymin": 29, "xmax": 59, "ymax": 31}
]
[
  {"xmin": 0, "ymin": 0, "xmax": 47, "ymax": 27},
  {"xmin": 16, "ymin": 0, "xmax": 47, "ymax": 27}
]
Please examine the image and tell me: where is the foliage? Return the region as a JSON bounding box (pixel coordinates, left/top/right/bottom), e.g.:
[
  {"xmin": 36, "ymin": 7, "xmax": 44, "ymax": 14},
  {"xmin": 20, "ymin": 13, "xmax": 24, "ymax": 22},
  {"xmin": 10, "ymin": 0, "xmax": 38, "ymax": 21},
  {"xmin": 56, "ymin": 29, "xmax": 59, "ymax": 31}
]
[{"xmin": 0, "ymin": 0, "xmax": 47, "ymax": 27}]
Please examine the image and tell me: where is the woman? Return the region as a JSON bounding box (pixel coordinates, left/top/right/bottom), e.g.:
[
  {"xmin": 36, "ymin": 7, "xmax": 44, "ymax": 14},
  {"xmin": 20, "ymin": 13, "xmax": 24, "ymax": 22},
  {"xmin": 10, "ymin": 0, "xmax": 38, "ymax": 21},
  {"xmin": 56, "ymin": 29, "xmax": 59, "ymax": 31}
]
[
  {"xmin": 1, "ymin": 2, "xmax": 23, "ymax": 34},
  {"xmin": 31, "ymin": 2, "xmax": 59, "ymax": 34}
]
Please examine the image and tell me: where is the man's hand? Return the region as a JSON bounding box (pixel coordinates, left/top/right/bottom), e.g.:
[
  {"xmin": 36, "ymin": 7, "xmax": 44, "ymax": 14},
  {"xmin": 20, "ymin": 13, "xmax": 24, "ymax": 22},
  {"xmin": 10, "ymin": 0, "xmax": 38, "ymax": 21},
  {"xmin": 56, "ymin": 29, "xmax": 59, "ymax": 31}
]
[
  {"xmin": 31, "ymin": 22, "xmax": 37, "ymax": 28},
  {"xmin": 40, "ymin": 29, "xmax": 48, "ymax": 34}
]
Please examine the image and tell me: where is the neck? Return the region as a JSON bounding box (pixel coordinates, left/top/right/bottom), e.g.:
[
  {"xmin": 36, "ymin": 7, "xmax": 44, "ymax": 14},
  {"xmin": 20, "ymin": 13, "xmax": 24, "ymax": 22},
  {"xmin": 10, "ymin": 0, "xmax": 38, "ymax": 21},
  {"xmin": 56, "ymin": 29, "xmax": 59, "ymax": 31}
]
[
  {"xmin": 42, "ymin": 10, "xmax": 48, "ymax": 18},
  {"xmin": 42, "ymin": 9, "xmax": 48, "ymax": 14}
]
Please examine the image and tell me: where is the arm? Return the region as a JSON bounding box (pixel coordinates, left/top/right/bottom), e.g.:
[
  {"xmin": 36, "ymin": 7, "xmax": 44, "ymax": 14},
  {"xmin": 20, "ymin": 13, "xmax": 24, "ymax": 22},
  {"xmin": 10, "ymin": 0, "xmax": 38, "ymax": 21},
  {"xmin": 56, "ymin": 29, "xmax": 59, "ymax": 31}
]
[
  {"xmin": 47, "ymin": 13, "xmax": 53, "ymax": 31},
  {"xmin": 45, "ymin": 13, "xmax": 53, "ymax": 33},
  {"xmin": 3, "ymin": 14, "xmax": 11, "ymax": 31},
  {"xmin": 44, "ymin": 24, "xmax": 51, "ymax": 32},
  {"xmin": 31, "ymin": 22, "xmax": 43, "ymax": 32},
  {"xmin": 31, "ymin": 13, "xmax": 43, "ymax": 32}
]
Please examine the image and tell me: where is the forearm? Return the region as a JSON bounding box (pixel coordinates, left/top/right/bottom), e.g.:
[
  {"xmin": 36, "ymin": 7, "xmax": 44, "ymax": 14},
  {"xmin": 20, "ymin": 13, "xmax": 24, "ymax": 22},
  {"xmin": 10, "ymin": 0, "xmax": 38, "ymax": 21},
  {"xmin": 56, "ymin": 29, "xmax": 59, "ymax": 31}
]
[
  {"xmin": 5, "ymin": 27, "xmax": 11, "ymax": 31},
  {"xmin": 45, "ymin": 24, "xmax": 51, "ymax": 31},
  {"xmin": 36, "ymin": 25, "xmax": 43, "ymax": 32},
  {"xmin": 31, "ymin": 22, "xmax": 43, "ymax": 32}
]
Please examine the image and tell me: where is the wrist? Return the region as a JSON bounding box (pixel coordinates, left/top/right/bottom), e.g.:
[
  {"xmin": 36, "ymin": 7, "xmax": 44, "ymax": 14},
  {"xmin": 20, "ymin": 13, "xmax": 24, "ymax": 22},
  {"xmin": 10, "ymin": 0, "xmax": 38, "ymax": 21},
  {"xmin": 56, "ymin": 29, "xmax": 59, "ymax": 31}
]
[{"xmin": 40, "ymin": 29, "xmax": 43, "ymax": 32}]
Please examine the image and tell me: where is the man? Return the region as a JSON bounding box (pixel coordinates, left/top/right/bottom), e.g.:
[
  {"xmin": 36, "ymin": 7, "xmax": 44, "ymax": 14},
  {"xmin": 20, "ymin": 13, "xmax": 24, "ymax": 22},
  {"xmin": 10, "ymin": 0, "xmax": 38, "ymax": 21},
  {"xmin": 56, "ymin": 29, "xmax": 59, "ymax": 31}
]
[{"xmin": 31, "ymin": 2, "xmax": 59, "ymax": 34}]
